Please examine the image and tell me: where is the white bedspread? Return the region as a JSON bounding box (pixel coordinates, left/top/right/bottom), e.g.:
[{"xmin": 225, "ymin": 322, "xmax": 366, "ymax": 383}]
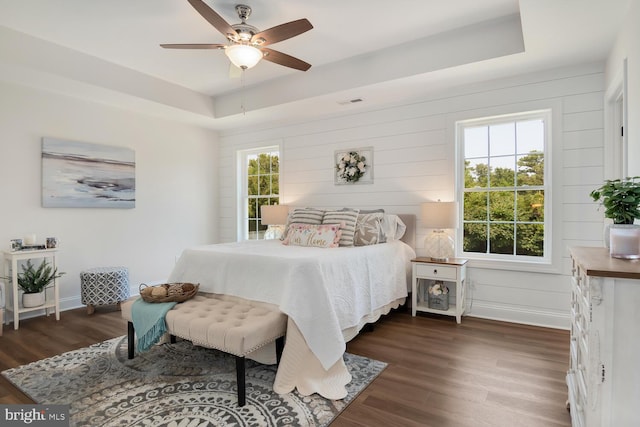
[{"xmin": 168, "ymin": 239, "xmax": 415, "ymax": 370}]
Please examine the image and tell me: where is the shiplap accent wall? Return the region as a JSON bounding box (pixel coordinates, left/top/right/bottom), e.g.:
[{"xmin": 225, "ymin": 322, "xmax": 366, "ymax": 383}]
[{"xmin": 218, "ymin": 62, "xmax": 605, "ymax": 329}]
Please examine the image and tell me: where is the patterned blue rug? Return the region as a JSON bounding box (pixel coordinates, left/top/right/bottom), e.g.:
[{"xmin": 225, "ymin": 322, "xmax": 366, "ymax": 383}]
[{"xmin": 2, "ymin": 336, "xmax": 385, "ymax": 426}]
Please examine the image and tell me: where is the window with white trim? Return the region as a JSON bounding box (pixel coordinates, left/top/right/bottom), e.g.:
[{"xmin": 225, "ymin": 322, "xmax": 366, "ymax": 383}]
[
  {"xmin": 239, "ymin": 147, "xmax": 280, "ymax": 240},
  {"xmin": 457, "ymin": 110, "xmax": 550, "ymax": 261}
]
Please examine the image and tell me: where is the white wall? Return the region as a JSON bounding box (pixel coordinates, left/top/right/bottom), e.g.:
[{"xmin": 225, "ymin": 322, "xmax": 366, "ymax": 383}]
[
  {"xmin": 0, "ymin": 82, "xmax": 219, "ymax": 317},
  {"xmin": 606, "ymin": 0, "xmax": 640, "ymax": 174},
  {"xmin": 218, "ymin": 62, "xmax": 606, "ymax": 329}
]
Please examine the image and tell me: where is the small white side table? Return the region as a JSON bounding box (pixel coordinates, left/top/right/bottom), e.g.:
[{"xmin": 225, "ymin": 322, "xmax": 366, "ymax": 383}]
[
  {"xmin": 2, "ymin": 249, "xmax": 60, "ymax": 330},
  {"xmin": 411, "ymin": 257, "xmax": 468, "ymax": 323}
]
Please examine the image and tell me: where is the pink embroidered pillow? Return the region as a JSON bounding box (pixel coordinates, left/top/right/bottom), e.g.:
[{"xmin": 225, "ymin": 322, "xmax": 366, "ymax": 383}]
[{"xmin": 282, "ymin": 223, "xmax": 342, "ymax": 248}]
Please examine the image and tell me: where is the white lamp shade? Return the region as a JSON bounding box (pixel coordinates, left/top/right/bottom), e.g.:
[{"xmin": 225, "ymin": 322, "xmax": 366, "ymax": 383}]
[
  {"xmin": 225, "ymin": 44, "xmax": 263, "ymax": 69},
  {"xmin": 421, "ymin": 201, "xmax": 458, "ymax": 229},
  {"xmin": 261, "ymin": 205, "xmax": 289, "ymax": 225}
]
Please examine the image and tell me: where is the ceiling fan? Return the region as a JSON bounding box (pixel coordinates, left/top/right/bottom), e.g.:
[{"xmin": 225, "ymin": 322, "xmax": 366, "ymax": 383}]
[{"xmin": 161, "ymin": 0, "xmax": 313, "ymax": 71}]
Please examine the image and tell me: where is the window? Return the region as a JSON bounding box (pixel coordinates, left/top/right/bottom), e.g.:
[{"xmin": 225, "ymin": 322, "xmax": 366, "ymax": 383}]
[
  {"xmin": 239, "ymin": 147, "xmax": 280, "ymax": 240},
  {"xmin": 457, "ymin": 110, "xmax": 550, "ymax": 261}
]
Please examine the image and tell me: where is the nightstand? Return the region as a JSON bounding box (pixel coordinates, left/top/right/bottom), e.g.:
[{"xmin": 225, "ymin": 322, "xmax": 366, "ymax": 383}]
[{"xmin": 411, "ymin": 257, "xmax": 468, "ymax": 323}]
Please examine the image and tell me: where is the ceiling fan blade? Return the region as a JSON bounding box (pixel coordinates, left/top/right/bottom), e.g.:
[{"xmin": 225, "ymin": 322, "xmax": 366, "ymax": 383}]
[
  {"xmin": 261, "ymin": 47, "xmax": 311, "ymax": 71},
  {"xmin": 187, "ymin": 0, "xmax": 237, "ymax": 39},
  {"xmin": 251, "ymin": 19, "xmax": 313, "ymax": 46},
  {"xmin": 160, "ymin": 43, "xmax": 226, "ymax": 49}
]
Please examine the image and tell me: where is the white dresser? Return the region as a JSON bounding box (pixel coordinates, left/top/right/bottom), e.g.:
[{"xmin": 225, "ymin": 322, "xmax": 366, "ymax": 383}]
[{"xmin": 568, "ymin": 247, "xmax": 640, "ymax": 427}]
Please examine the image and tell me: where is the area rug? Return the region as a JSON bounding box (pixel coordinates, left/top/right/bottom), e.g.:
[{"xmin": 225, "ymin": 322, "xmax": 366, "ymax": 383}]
[{"xmin": 2, "ymin": 336, "xmax": 385, "ymax": 426}]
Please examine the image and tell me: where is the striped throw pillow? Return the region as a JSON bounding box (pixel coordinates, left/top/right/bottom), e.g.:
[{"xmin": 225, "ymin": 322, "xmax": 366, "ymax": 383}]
[
  {"xmin": 322, "ymin": 209, "xmax": 360, "ymax": 247},
  {"xmin": 282, "ymin": 208, "xmax": 325, "ymax": 239}
]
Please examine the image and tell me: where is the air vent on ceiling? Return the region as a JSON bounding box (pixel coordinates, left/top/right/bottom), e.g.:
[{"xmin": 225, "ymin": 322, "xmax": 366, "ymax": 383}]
[{"xmin": 337, "ymin": 98, "xmax": 364, "ymax": 105}]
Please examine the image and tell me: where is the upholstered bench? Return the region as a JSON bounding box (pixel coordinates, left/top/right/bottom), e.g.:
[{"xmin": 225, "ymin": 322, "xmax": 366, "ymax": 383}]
[
  {"xmin": 80, "ymin": 266, "xmax": 130, "ymax": 314},
  {"xmin": 121, "ymin": 293, "xmax": 287, "ymax": 406}
]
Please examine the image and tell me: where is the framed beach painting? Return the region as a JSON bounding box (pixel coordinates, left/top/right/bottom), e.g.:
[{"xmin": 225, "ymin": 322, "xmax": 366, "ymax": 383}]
[
  {"xmin": 42, "ymin": 138, "xmax": 135, "ymax": 208},
  {"xmin": 334, "ymin": 147, "xmax": 373, "ymax": 185}
]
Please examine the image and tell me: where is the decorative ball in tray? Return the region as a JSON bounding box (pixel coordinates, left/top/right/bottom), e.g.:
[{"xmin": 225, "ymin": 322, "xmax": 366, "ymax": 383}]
[{"xmin": 139, "ymin": 282, "xmax": 199, "ymax": 303}]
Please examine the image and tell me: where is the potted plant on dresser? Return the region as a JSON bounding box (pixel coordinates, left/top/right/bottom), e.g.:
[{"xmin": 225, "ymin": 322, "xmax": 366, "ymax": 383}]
[
  {"xmin": 4, "ymin": 260, "xmax": 65, "ymax": 308},
  {"xmin": 590, "ymin": 176, "xmax": 640, "ymax": 259}
]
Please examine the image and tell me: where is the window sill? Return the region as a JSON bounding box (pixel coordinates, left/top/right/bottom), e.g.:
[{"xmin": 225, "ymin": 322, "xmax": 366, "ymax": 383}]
[{"xmin": 462, "ymin": 256, "xmax": 562, "ymax": 275}]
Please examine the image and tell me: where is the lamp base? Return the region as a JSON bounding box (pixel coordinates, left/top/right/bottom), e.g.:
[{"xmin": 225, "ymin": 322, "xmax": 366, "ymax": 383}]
[
  {"xmin": 264, "ymin": 225, "xmax": 285, "ymax": 240},
  {"xmin": 424, "ymin": 230, "xmax": 454, "ymax": 261}
]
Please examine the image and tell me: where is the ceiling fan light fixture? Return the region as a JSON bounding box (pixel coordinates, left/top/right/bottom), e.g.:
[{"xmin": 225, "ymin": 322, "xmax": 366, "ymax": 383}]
[
  {"xmin": 225, "ymin": 44, "xmax": 263, "ymax": 69},
  {"xmin": 162, "ymin": 2, "xmax": 312, "ymax": 72}
]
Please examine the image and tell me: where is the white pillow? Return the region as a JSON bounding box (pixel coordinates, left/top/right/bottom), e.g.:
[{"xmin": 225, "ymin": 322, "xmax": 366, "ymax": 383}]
[
  {"xmin": 282, "ymin": 223, "xmax": 342, "ymax": 248},
  {"xmin": 381, "ymin": 214, "xmax": 406, "ymax": 242}
]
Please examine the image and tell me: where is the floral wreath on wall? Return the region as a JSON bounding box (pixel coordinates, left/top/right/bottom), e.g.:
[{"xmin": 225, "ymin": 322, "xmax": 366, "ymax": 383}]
[{"xmin": 335, "ymin": 151, "xmax": 367, "ymax": 183}]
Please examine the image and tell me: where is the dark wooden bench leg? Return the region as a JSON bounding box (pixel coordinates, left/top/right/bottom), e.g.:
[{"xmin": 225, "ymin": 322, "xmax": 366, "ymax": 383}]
[
  {"xmin": 128, "ymin": 322, "xmax": 176, "ymax": 359},
  {"xmin": 127, "ymin": 321, "xmax": 135, "ymax": 359},
  {"xmin": 275, "ymin": 336, "xmax": 284, "ymax": 365},
  {"xmin": 234, "ymin": 337, "xmax": 282, "ymax": 407},
  {"xmin": 236, "ymin": 356, "xmax": 246, "ymax": 407}
]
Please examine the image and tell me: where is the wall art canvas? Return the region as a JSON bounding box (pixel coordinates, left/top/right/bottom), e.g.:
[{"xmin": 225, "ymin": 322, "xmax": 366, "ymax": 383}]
[
  {"xmin": 334, "ymin": 147, "xmax": 373, "ymax": 185},
  {"xmin": 42, "ymin": 138, "xmax": 135, "ymax": 208}
]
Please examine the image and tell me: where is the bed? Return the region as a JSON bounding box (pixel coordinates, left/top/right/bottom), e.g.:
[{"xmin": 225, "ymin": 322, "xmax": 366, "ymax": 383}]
[{"xmin": 167, "ymin": 213, "xmax": 416, "ymax": 399}]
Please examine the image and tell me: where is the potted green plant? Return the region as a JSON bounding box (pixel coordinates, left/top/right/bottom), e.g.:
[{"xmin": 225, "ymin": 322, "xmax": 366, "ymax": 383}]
[
  {"xmin": 4, "ymin": 260, "xmax": 65, "ymax": 308},
  {"xmin": 590, "ymin": 177, "xmax": 640, "ymax": 224},
  {"xmin": 590, "ymin": 177, "xmax": 640, "ymax": 258}
]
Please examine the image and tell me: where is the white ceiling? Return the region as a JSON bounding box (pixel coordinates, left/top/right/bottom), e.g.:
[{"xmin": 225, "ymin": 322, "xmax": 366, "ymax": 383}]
[{"xmin": 0, "ymin": 0, "xmax": 631, "ymax": 130}]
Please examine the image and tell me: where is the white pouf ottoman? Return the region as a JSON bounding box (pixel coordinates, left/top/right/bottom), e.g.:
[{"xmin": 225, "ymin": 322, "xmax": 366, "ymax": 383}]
[{"xmin": 80, "ymin": 267, "xmax": 130, "ymax": 314}]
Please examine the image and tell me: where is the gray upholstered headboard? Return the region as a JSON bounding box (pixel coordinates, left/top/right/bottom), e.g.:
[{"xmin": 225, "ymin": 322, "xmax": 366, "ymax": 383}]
[{"xmin": 397, "ymin": 214, "xmax": 416, "ymax": 250}]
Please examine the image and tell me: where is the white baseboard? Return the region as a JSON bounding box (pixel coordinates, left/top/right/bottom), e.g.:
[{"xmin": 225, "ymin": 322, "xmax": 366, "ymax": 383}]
[
  {"xmin": 5, "ymin": 287, "xmax": 570, "ymax": 332},
  {"xmin": 2, "ymin": 284, "xmax": 145, "ymax": 326},
  {"xmin": 59, "ymin": 283, "xmax": 145, "ymax": 312},
  {"xmin": 466, "ymin": 301, "xmax": 570, "ymax": 330}
]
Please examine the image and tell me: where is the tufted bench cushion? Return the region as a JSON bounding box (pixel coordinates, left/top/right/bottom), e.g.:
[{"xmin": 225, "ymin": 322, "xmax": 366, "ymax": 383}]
[
  {"xmin": 121, "ymin": 293, "xmax": 287, "ymax": 406},
  {"xmin": 168, "ymin": 294, "xmax": 286, "ymax": 356}
]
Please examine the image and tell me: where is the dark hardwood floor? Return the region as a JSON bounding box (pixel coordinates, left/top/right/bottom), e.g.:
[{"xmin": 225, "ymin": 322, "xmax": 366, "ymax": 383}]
[
  {"xmin": 339, "ymin": 311, "xmax": 571, "ymax": 427},
  {"xmin": 0, "ymin": 307, "xmax": 571, "ymax": 426}
]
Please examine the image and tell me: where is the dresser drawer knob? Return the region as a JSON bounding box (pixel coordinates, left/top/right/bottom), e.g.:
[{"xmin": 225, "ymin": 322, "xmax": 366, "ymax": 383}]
[{"xmin": 433, "ymin": 269, "xmax": 438, "ymax": 274}]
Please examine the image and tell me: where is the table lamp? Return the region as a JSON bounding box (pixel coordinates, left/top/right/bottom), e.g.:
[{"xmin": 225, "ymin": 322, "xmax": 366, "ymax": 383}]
[
  {"xmin": 260, "ymin": 205, "xmax": 289, "ymax": 239},
  {"xmin": 421, "ymin": 201, "xmax": 458, "ymax": 261}
]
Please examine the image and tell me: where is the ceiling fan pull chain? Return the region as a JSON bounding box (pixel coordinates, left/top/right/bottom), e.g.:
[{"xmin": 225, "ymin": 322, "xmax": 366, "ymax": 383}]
[{"xmin": 240, "ymin": 68, "xmax": 246, "ymax": 115}]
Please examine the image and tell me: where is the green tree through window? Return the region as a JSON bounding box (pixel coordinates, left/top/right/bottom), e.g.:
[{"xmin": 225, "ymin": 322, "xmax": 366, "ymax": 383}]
[
  {"xmin": 460, "ymin": 114, "xmax": 547, "ymax": 258},
  {"xmin": 244, "ymin": 149, "xmax": 280, "ymax": 240}
]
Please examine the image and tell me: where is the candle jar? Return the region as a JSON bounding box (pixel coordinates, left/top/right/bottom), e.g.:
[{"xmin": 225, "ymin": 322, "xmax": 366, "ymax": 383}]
[{"xmin": 609, "ymin": 224, "xmax": 640, "ymax": 259}]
